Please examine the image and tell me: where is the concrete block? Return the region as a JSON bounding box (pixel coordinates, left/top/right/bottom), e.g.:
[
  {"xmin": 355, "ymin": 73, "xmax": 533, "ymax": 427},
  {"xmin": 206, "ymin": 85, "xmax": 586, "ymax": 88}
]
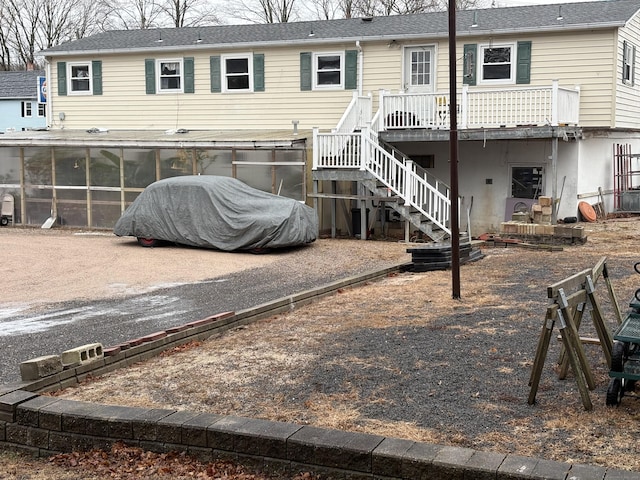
[
  {"xmin": 572, "ymin": 226, "xmax": 585, "ymax": 238},
  {"xmin": 20, "ymin": 355, "xmax": 63, "ymax": 381},
  {"xmin": 540, "ymin": 214, "xmax": 551, "ymax": 224},
  {"xmin": 61, "ymin": 343, "xmax": 103, "ymax": 367},
  {"xmin": 541, "ymin": 206, "xmax": 553, "ymax": 215},
  {"xmin": 512, "ymin": 212, "xmax": 528, "ymax": 222},
  {"xmin": 402, "ymin": 442, "xmax": 443, "ymax": 480},
  {"xmin": 539, "ymin": 196, "xmax": 552, "ymax": 207},
  {"xmin": 463, "ymin": 450, "xmax": 506, "ymax": 480},
  {"xmin": 431, "ymin": 445, "xmax": 475, "ymax": 480},
  {"xmin": 530, "ymin": 458, "xmax": 571, "ymax": 479},
  {"xmin": 531, "ymin": 204, "xmax": 542, "ymax": 213},
  {"xmin": 566, "ymin": 463, "xmax": 607, "ymax": 479},
  {"xmin": 543, "ymin": 225, "xmax": 555, "ymax": 235},
  {"xmin": 373, "ymin": 437, "xmax": 415, "ymax": 478},
  {"xmin": 498, "ymin": 454, "xmax": 538, "ymax": 478}
]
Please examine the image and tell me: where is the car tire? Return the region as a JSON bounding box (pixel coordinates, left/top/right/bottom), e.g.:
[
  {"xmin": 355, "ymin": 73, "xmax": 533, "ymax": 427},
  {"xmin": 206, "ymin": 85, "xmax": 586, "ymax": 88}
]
[{"xmin": 137, "ymin": 237, "xmax": 158, "ymax": 247}]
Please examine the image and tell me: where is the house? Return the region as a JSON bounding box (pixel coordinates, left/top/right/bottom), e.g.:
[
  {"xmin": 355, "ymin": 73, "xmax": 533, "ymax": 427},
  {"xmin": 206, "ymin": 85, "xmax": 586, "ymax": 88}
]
[
  {"xmin": 0, "ymin": 70, "xmax": 47, "ymax": 133},
  {"xmin": 0, "ymin": 0, "xmax": 638, "ymax": 238}
]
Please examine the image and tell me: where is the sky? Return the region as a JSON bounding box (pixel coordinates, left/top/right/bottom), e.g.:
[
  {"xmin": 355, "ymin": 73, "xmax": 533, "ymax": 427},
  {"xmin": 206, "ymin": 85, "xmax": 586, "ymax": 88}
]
[{"xmin": 495, "ymin": 0, "xmax": 601, "ymax": 5}]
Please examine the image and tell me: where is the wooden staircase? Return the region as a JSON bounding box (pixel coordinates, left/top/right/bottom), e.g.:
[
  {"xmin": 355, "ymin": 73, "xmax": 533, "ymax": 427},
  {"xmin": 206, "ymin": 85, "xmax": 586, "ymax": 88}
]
[{"xmin": 313, "ymin": 121, "xmax": 452, "ymax": 241}]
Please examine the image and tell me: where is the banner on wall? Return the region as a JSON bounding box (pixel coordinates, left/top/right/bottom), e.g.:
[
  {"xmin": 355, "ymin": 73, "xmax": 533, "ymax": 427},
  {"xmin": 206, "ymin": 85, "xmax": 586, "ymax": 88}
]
[{"xmin": 38, "ymin": 76, "xmax": 46, "ymax": 103}]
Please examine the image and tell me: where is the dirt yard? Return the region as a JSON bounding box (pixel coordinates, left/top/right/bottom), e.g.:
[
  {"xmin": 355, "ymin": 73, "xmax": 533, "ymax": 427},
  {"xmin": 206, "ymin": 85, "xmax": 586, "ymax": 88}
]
[{"xmin": 3, "ymin": 219, "xmax": 640, "ymax": 478}]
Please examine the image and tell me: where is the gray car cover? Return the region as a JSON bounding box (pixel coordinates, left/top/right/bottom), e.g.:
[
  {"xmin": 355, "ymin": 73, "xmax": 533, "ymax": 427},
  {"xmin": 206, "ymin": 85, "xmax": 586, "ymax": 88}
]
[{"xmin": 114, "ymin": 175, "xmax": 318, "ymax": 251}]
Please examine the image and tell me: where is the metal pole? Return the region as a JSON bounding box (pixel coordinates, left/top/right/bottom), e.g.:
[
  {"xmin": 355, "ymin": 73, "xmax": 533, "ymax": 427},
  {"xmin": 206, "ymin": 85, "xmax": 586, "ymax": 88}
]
[{"xmin": 449, "ymin": 0, "xmax": 461, "ymax": 299}]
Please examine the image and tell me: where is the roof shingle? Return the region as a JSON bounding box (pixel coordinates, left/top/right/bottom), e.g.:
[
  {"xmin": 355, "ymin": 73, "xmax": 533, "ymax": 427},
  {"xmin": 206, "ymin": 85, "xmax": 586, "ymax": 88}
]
[{"xmin": 41, "ymin": 0, "xmax": 640, "ymax": 56}]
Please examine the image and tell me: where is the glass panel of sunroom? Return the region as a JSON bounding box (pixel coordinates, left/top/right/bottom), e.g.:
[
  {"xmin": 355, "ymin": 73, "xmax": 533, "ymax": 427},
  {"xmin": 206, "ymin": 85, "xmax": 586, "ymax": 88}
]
[
  {"xmin": 24, "ymin": 147, "xmax": 52, "ymax": 186},
  {"xmin": 196, "ymin": 149, "xmax": 232, "ymax": 176},
  {"xmin": 54, "ymin": 147, "xmax": 87, "ymax": 186},
  {"xmin": 0, "ymin": 147, "xmax": 21, "ymax": 184},
  {"xmin": 56, "ymin": 188, "xmax": 87, "ymax": 227},
  {"xmin": 90, "ymin": 190, "xmax": 121, "ymax": 229},
  {"xmin": 123, "ymin": 149, "xmax": 157, "ymax": 188},
  {"xmin": 160, "ymin": 149, "xmax": 193, "ymax": 179},
  {"xmin": 90, "ymin": 148, "xmax": 121, "ymax": 187}
]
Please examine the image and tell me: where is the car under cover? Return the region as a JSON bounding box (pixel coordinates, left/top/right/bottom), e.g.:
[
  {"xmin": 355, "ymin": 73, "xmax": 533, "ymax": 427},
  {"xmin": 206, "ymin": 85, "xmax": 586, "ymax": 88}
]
[{"xmin": 114, "ymin": 175, "xmax": 318, "ymax": 251}]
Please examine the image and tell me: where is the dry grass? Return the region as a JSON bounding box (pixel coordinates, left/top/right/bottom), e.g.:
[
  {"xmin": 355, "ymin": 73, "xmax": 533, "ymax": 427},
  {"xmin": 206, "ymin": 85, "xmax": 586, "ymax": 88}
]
[{"xmin": 5, "ymin": 218, "xmax": 640, "ymax": 477}]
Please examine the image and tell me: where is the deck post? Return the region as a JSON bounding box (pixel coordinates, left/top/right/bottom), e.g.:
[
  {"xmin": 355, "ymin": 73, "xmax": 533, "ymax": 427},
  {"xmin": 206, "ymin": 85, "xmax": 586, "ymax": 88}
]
[
  {"xmin": 460, "ymin": 85, "xmax": 468, "ymax": 129},
  {"xmin": 551, "ymin": 80, "xmax": 559, "ymax": 126},
  {"xmin": 312, "ymin": 127, "xmax": 319, "ymax": 170}
]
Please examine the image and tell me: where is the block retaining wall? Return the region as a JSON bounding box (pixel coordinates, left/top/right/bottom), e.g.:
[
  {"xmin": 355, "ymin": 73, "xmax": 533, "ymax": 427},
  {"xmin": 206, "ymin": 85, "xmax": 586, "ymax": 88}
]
[{"xmin": 1, "ymin": 262, "xmax": 638, "ymax": 479}]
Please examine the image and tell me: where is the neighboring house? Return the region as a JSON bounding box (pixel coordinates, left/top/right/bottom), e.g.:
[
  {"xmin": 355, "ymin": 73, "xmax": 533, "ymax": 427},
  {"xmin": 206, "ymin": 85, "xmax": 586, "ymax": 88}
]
[
  {"xmin": 0, "ymin": 0, "xmax": 638, "ymax": 237},
  {"xmin": 0, "ymin": 70, "xmax": 46, "ymax": 133}
]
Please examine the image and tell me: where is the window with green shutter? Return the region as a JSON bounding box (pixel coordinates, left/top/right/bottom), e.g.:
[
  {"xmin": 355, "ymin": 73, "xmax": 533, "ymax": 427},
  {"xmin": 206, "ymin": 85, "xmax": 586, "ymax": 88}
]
[
  {"xmin": 516, "ymin": 41, "xmax": 531, "ymax": 84},
  {"xmin": 253, "ymin": 53, "xmax": 265, "ymax": 92},
  {"xmin": 300, "ymin": 52, "xmax": 312, "ymax": 91},
  {"xmin": 184, "ymin": 57, "xmax": 194, "ymax": 93},
  {"xmin": 145, "ymin": 59, "xmax": 156, "ymax": 94},
  {"xmin": 463, "ymin": 44, "xmax": 476, "ymax": 86},
  {"xmin": 57, "ymin": 62, "xmax": 67, "ymax": 96},
  {"xmin": 92, "ymin": 60, "xmax": 102, "ymax": 95},
  {"xmin": 210, "ymin": 56, "xmax": 221, "ymax": 93},
  {"xmin": 345, "ymin": 49, "xmax": 358, "ymax": 90},
  {"xmin": 301, "ymin": 50, "xmax": 357, "ymax": 91}
]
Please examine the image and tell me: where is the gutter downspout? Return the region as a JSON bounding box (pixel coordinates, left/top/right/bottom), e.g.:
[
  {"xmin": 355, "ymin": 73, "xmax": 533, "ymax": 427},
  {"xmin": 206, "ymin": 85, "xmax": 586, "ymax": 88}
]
[
  {"xmin": 44, "ymin": 57, "xmax": 52, "ymax": 129},
  {"xmin": 356, "ymin": 40, "xmax": 363, "ymax": 97}
]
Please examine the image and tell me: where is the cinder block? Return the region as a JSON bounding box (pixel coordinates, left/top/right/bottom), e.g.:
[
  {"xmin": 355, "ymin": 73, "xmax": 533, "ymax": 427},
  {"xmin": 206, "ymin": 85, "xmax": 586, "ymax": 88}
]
[
  {"xmin": 531, "ymin": 204, "xmax": 542, "ymax": 213},
  {"xmin": 544, "ymin": 225, "xmax": 555, "ymax": 235},
  {"xmin": 572, "ymin": 226, "xmax": 585, "ymax": 238},
  {"xmin": 61, "ymin": 343, "xmax": 103, "ymax": 367},
  {"xmin": 541, "ymin": 206, "xmax": 553, "ymax": 215},
  {"xmin": 534, "ymin": 224, "xmax": 546, "ymax": 235},
  {"xmin": 20, "ymin": 355, "xmax": 63, "ymax": 381},
  {"xmin": 511, "ymin": 212, "xmax": 528, "ymax": 222},
  {"xmin": 539, "ymin": 196, "xmax": 552, "ymax": 207},
  {"xmin": 540, "ymin": 214, "xmax": 551, "ymax": 224}
]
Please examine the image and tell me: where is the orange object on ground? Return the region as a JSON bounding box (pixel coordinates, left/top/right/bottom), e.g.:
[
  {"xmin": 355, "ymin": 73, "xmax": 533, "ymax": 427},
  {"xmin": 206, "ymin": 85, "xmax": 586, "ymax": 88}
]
[{"xmin": 578, "ymin": 201, "xmax": 597, "ymax": 222}]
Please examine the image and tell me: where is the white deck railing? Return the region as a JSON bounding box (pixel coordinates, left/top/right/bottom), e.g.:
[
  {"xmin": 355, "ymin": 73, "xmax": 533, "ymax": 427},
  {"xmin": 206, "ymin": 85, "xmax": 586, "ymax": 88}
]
[
  {"xmin": 313, "ymin": 127, "xmax": 451, "ymax": 234},
  {"xmin": 380, "ymin": 81, "xmax": 580, "ymax": 130}
]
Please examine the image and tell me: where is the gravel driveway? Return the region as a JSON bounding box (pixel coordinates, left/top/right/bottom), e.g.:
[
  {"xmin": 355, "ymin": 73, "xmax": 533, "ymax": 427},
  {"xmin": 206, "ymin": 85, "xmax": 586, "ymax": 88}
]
[{"xmin": 0, "ymin": 228, "xmax": 409, "ymax": 385}]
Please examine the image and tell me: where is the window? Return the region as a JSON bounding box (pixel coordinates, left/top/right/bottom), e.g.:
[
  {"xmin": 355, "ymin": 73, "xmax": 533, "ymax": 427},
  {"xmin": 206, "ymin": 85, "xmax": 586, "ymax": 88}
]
[
  {"xmin": 38, "ymin": 103, "xmax": 46, "ymax": 117},
  {"xmin": 313, "ymin": 52, "xmax": 344, "ymax": 89},
  {"xmin": 69, "ymin": 62, "xmax": 92, "ymax": 94},
  {"xmin": 623, "ymin": 41, "xmax": 636, "ymax": 85},
  {"xmin": 480, "ymin": 43, "xmax": 515, "ymax": 84},
  {"xmin": 21, "ymin": 101, "xmax": 32, "ymax": 118},
  {"xmin": 158, "ymin": 59, "xmax": 183, "ymax": 92},
  {"xmin": 511, "ymin": 166, "xmax": 543, "ymax": 199},
  {"xmin": 222, "ymin": 54, "xmax": 252, "ymax": 92}
]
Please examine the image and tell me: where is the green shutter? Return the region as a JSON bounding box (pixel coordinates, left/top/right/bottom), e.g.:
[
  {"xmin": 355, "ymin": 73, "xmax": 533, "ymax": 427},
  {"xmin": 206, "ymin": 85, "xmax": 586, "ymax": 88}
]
[
  {"xmin": 92, "ymin": 60, "xmax": 102, "ymax": 95},
  {"xmin": 57, "ymin": 62, "xmax": 67, "ymax": 96},
  {"xmin": 145, "ymin": 59, "xmax": 155, "ymax": 94},
  {"xmin": 300, "ymin": 52, "xmax": 312, "ymax": 91},
  {"xmin": 345, "ymin": 49, "xmax": 358, "ymax": 90},
  {"xmin": 184, "ymin": 57, "xmax": 194, "ymax": 93},
  {"xmin": 463, "ymin": 44, "xmax": 476, "ymax": 86},
  {"xmin": 253, "ymin": 53, "xmax": 265, "ymax": 92},
  {"xmin": 210, "ymin": 56, "xmax": 221, "ymax": 93},
  {"xmin": 516, "ymin": 41, "xmax": 532, "ymax": 85}
]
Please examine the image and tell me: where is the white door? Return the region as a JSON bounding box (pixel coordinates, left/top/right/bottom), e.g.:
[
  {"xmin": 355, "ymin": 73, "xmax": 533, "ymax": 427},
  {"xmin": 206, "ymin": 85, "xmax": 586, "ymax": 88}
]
[{"xmin": 404, "ymin": 46, "xmax": 435, "ymax": 93}]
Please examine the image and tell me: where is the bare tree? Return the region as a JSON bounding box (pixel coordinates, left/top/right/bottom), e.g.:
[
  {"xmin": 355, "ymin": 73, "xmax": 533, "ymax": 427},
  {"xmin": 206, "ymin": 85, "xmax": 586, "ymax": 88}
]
[
  {"xmin": 99, "ymin": 0, "xmax": 164, "ymax": 30},
  {"xmin": 0, "ymin": 2, "xmax": 13, "ymax": 70},
  {"xmin": 305, "ymin": 0, "xmax": 486, "ymax": 19},
  {"xmin": 225, "ymin": 0, "xmax": 299, "ymax": 24},
  {"xmin": 158, "ymin": 0, "xmax": 220, "ymax": 27},
  {"xmin": 5, "ymin": 0, "xmax": 40, "ymax": 68}
]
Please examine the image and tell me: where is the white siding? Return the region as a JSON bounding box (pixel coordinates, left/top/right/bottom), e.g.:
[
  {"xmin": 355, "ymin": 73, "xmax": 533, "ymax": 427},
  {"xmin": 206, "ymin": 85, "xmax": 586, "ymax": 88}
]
[
  {"xmin": 616, "ymin": 11, "xmax": 640, "ymax": 128},
  {"xmin": 49, "ymin": 45, "xmax": 358, "ymax": 131},
  {"xmin": 47, "ymin": 25, "xmax": 636, "ymax": 132},
  {"xmin": 429, "ymin": 30, "xmax": 618, "ymax": 128}
]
